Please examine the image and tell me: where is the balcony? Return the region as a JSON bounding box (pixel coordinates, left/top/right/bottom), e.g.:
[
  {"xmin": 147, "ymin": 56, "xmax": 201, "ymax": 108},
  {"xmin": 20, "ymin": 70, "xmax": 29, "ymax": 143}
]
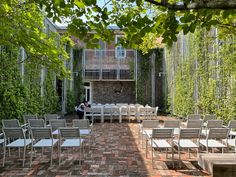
[{"xmin": 82, "ymin": 49, "xmax": 136, "ymax": 81}]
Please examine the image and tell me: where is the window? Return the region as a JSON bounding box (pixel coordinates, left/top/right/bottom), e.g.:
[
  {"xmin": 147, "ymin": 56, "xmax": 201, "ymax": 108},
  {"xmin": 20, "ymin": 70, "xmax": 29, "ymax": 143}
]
[{"xmin": 115, "ymin": 35, "xmax": 126, "ymax": 59}]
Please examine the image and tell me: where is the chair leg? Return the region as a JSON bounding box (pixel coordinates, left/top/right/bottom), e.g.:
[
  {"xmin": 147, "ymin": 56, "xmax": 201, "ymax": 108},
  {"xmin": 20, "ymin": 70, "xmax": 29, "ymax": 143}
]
[
  {"xmin": 151, "ymin": 147, "xmax": 154, "ymax": 168},
  {"xmin": 23, "ymin": 146, "xmax": 26, "ymax": 167},
  {"xmin": 30, "ymin": 145, "xmax": 33, "ymax": 167},
  {"xmin": 59, "ymin": 147, "xmax": 61, "ymax": 166},
  {"xmin": 178, "ymin": 146, "xmax": 181, "ymax": 168},
  {"xmin": 3, "ymin": 145, "xmax": 6, "ymax": 167},
  {"xmin": 50, "ymin": 146, "xmax": 53, "ymax": 166},
  {"xmin": 79, "ymin": 145, "xmax": 82, "ymax": 165},
  {"xmin": 146, "ymin": 139, "xmax": 148, "ymax": 158}
]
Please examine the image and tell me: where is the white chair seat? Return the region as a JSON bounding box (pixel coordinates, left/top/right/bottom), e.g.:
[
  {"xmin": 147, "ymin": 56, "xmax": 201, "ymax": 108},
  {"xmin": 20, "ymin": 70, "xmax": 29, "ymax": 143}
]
[
  {"xmin": 61, "ymin": 139, "xmax": 84, "ymax": 147},
  {"xmin": 200, "ymin": 139, "xmax": 226, "ymax": 148},
  {"xmin": 80, "ymin": 129, "xmax": 91, "ymax": 135},
  {"xmin": 52, "ymin": 129, "xmax": 59, "ymax": 135},
  {"xmin": 152, "ymin": 139, "xmax": 172, "ymax": 148},
  {"xmin": 7, "ymin": 139, "xmax": 31, "ymax": 147},
  {"xmin": 33, "ymin": 139, "xmax": 58, "ymax": 147},
  {"xmin": 229, "ymin": 130, "xmax": 236, "ymax": 137},
  {"xmin": 201, "ymin": 129, "xmax": 209, "ymax": 136},
  {"xmin": 0, "ymin": 139, "xmax": 4, "ymax": 144},
  {"xmin": 173, "ymin": 139, "xmax": 199, "ymax": 148},
  {"xmin": 223, "ymin": 139, "xmax": 236, "ymax": 147}
]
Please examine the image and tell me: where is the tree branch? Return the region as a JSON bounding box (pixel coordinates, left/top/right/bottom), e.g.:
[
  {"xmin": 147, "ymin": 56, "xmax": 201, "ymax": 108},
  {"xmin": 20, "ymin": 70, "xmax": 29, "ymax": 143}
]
[{"xmin": 145, "ymin": 0, "xmax": 236, "ymax": 10}]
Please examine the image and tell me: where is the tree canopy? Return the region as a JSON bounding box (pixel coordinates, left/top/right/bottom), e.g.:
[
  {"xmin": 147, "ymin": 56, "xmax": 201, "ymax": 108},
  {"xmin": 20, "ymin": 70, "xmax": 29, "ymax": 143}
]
[
  {"xmin": 1, "ymin": 0, "xmax": 71, "ymax": 77},
  {"xmin": 27, "ymin": 0, "xmax": 236, "ymax": 50}
]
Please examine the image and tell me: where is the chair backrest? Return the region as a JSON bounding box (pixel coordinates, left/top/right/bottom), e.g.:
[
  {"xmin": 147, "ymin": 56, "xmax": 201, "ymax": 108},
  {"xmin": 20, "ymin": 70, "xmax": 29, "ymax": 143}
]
[
  {"xmin": 45, "ymin": 114, "xmax": 59, "ymax": 121},
  {"xmin": 155, "ymin": 107, "xmax": 159, "ymax": 115},
  {"xmin": 73, "ymin": 119, "xmax": 90, "ymax": 129},
  {"xmin": 2, "ymin": 119, "xmax": 20, "ymax": 128},
  {"xmin": 207, "ymin": 128, "xmax": 229, "ymax": 139},
  {"xmin": 206, "ymin": 120, "xmax": 223, "ymax": 129},
  {"xmin": 50, "ymin": 119, "xmax": 66, "ymax": 130},
  {"xmin": 92, "ymin": 107, "xmax": 102, "ymax": 114},
  {"xmin": 28, "ymin": 119, "xmax": 45, "ymax": 128},
  {"xmin": 146, "ymin": 107, "xmax": 156, "ymax": 115},
  {"xmin": 111, "ymin": 107, "xmax": 120, "ymax": 115},
  {"xmin": 3, "ymin": 127, "xmax": 25, "ymax": 139},
  {"xmin": 152, "ymin": 128, "xmax": 174, "ymax": 139},
  {"xmin": 142, "ymin": 120, "xmax": 159, "ymax": 129},
  {"xmin": 120, "ymin": 106, "xmax": 128, "ymax": 113},
  {"xmin": 228, "ymin": 120, "xmax": 236, "ymax": 129},
  {"xmin": 103, "ymin": 107, "xmax": 111, "ymax": 114},
  {"xmin": 59, "ymin": 127, "xmax": 80, "ymax": 138},
  {"xmin": 187, "ymin": 114, "xmax": 201, "ymax": 120},
  {"xmin": 186, "ymin": 119, "xmax": 203, "ymax": 128},
  {"xmin": 24, "ymin": 115, "xmax": 37, "ymax": 124},
  {"xmin": 139, "ymin": 106, "xmax": 146, "ymax": 115},
  {"xmin": 204, "ymin": 114, "xmax": 216, "ymax": 122},
  {"xmin": 178, "ymin": 128, "xmax": 201, "ymax": 139},
  {"xmin": 164, "ymin": 120, "xmax": 180, "ymax": 128},
  {"xmin": 30, "ymin": 127, "xmax": 53, "ymax": 139}
]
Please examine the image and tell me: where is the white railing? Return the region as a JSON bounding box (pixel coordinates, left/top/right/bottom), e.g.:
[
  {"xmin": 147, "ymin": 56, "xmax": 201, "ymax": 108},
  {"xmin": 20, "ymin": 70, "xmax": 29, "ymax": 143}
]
[{"xmin": 82, "ymin": 49, "xmax": 136, "ymax": 80}]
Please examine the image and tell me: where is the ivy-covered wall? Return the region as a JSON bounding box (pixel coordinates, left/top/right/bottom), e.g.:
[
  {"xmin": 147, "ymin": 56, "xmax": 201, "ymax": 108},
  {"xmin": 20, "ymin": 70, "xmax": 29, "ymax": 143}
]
[
  {"xmin": 137, "ymin": 49, "xmax": 165, "ymax": 109},
  {"xmin": 165, "ymin": 28, "xmax": 236, "ymax": 122}
]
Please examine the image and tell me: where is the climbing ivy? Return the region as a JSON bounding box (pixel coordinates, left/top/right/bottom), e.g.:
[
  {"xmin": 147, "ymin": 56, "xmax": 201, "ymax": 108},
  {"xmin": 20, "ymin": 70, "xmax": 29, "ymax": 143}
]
[{"xmin": 166, "ymin": 27, "xmax": 236, "ymax": 123}]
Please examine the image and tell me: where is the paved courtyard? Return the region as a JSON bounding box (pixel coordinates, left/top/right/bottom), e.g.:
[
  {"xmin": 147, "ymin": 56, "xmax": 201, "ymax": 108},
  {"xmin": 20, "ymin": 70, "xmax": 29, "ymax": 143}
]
[{"xmin": 0, "ymin": 115, "xmax": 210, "ymax": 177}]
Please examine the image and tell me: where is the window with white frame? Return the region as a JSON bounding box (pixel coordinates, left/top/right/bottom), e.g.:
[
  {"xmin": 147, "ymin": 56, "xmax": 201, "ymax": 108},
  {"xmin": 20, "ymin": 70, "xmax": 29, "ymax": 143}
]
[{"xmin": 115, "ymin": 35, "xmax": 126, "ymax": 59}]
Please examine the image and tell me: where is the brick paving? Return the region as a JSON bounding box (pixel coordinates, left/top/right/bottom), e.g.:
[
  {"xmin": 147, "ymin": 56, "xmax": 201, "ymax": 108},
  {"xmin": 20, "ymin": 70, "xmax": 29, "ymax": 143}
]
[{"xmin": 0, "ymin": 115, "xmax": 210, "ymax": 177}]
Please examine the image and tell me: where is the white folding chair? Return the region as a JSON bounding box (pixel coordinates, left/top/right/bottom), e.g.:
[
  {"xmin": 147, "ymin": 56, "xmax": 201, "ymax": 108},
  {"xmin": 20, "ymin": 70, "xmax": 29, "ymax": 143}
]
[
  {"xmin": 30, "ymin": 127, "xmax": 58, "ymax": 166},
  {"xmin": 92, "ymin": 107, "xmax": 102, "ymax": 123},
  {"xmin": 2, "ymin": 127, "xmax": 31, "ymax": 167},
  {"xmin": 111, "ymin": 106, "xmax": 120, "ymax": 123},
  {"xmin": 227, "ymin": 120, "xmax": 236, "ymax": 138},
  {"xmin": 120, "ymin": 106, "xmax": 129, "ymax": 123},
  {"xmin": 173, "ymin": 128, "xmax": 201, "ymax": 167},
  {"xmin": 73, "ymin": 119, "xmax": 92, "ymax": 148},
  {"xmin": 84, "ymin": 107, "xmax": 93, "ymax": 123},
  {"xmin": 23, "ymin": 114, "xmax": 38, "ymax": 124},
  {"xmin": 164, "ymin": 120, "xmax": 180, "ymax": 135},
  {"xmin": 202, "ymin": 120, "xmax": 223, "ymax": 136},
  {"xmin": 44, "ymin": 114, "xmax": 59, "ymax": 126},
  {"xmin": 223, "ymin": 120, "xmax": 236, "ymax": 152},
  {"xmin": 199, "ymin": 128, "xmax": 229, "ymax": 153},
  {"xmin": 59, "ymin": 127, "xmax": 84, "ymax": 165},
  {"xmin": 138, "ymin": 106, "xmax": 147, "ymax": 121},
  {"xmin": 49, "ymin": 119, "xmax": 66, "ymax": 136},
  {"xmin": 139, "ymin": 120, "xmax": 159, "ymax": 157},
  {"xmin": 103, "ymin": 107, "xmax": 112, "ymax": 123},
  {"xmin": 151, "ymin": 128, "xmax": 174, "ymax": 168},
  {"xmin": 186, "ymin": 119, "xmax": 203, "ymax": 128},
  {"xmin": 146, "ymin": 107, "xmax": 157, "ymax": 120}
]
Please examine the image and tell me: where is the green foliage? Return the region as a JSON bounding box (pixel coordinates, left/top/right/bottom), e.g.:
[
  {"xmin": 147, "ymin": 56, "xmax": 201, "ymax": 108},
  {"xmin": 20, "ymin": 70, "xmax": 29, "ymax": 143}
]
[
  {"xmin": 166, "ymin": 27, "xmax": 236, "ymax": 123},
  {"xmin": 42, "ymin": 71, "xmax": 60, "ymax": 114},
  {"xmin": 137, "ymin": 53, "xmax": 151, "ymax": 105},
  {"xmin": 0, "ymin": 0, "xmax": 71, "ymax": 78},
  {"xmin": 25, "ymin": 0, "xmax": 236, "ymax": 52},
  {"xmin": 66, "ymin": 90, "xmax": 76, "ymax": 114}
]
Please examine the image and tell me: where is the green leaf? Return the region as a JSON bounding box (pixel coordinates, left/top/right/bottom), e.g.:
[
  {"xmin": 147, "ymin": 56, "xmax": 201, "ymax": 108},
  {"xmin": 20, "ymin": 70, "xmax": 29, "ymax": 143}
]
[{"xmin": 75, "ymin": 0, "xmax": 85, "ymax": 8}]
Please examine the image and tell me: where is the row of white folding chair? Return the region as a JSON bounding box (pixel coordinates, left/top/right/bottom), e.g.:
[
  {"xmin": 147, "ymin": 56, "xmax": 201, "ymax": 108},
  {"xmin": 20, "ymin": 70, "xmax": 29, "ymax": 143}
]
[
  {"xmin": 23, "ymin": 114, "xmax": 60, "ymax": 125},
  {"xmin": 147, "ymin": 127, "xmax": 230, "ymax": 168},
  {"xmin": 140, "ymin": 120, "xmax": 236, "ymax": 166},
  {"xmin": 1, "ymin": 126, "xmax": 84, "ymax": 167},
  {"xmin": 3, "ymin": 119, "xmax": 91, "ymax": 166}
]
